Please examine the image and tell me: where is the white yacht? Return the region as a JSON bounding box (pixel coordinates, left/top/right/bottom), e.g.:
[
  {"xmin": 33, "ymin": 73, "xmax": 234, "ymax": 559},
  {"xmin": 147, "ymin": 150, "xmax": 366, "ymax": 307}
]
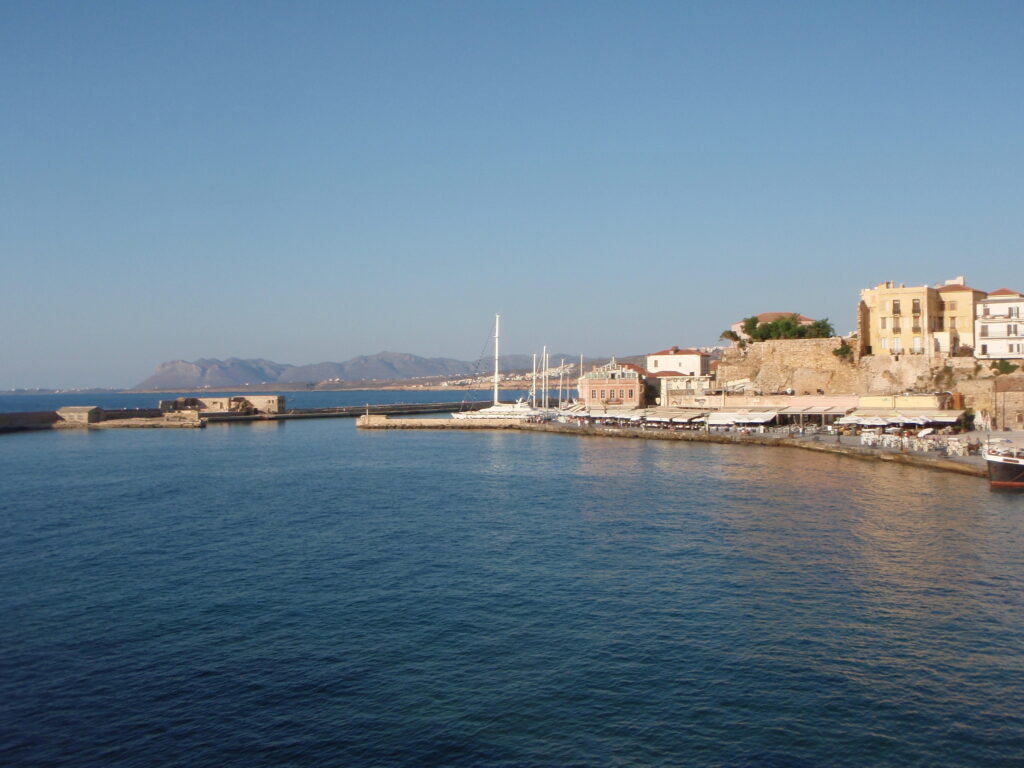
[{"xmin": 451, "ymin": 314, "xmax": 546, "ymax": 421}]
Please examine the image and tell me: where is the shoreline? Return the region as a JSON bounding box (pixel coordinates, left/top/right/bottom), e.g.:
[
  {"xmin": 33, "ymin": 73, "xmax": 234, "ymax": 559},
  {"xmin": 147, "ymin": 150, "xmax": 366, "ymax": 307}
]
[{"xmin": 357, "ymin": 417, "xmax": 988, "ymax": 479}]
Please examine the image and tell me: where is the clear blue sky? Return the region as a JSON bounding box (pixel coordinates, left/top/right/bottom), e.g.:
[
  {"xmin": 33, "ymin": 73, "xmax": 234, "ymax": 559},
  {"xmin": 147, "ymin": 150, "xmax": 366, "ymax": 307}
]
[{"xmin": 2, "ymin": 0, "xmax": 1022, "ymax": 388}]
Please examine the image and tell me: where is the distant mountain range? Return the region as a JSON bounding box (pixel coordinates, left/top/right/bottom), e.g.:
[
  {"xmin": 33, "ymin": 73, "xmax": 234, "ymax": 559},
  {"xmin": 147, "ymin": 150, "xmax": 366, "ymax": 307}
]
[{"xmin": 132, "ymin": 352, "xmax": 589, "ymax": 390}]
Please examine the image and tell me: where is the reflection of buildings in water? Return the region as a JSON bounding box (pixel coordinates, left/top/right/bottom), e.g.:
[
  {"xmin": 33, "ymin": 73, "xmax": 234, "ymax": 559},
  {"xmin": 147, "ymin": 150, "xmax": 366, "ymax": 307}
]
[
  {"xmin": 572, "ymin": 437, "xmax": 652, "ymax": 479},
  {"xmin": 845, "ymin": 477, "xmax": 993, "ymax": 610}
]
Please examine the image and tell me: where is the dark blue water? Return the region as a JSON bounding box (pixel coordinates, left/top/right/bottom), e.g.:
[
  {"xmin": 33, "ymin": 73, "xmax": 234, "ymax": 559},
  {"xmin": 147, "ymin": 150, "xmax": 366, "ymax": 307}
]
[
  {"xmin": 2, "ymin": 410, "xmax": 1023, "ymax": 766},
  {"xmin": 0, "ymin": 390, "xmax": 525, "ymax": 414}
]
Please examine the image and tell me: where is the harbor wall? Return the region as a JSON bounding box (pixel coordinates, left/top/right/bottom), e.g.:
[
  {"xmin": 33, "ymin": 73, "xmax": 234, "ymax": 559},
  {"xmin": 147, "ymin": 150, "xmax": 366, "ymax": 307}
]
[{"xmin": 0, "ymin": 411, "xmax": 60, "ymax": 432}]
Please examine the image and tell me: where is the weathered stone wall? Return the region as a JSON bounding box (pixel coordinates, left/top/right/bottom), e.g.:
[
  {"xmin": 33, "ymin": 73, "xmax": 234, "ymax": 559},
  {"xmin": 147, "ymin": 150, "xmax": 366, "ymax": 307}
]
[
  {"xmin": 719, "ymin": 339, "xmax": 997, "ymax": 396},
  {"xmin": 957, "ymin": 375, "xmax": 1024, "ymax": 430},
  {"xmin": 718, "ymin": 338, "xmax": 861, "ymax": 394}
]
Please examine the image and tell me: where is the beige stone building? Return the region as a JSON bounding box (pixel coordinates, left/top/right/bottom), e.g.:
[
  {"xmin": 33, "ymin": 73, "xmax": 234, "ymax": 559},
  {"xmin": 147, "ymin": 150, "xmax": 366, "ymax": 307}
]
[
  {"xmin": 858, "ymin": 276, "xmax": 985, "ymax": 357},
  {"xmin": 160, "ymin": 395, "xmax": 285, "ymax": 414},
  {"xmin": 56, "ymin": 406, "xmax": 105, "ymax": 425}
]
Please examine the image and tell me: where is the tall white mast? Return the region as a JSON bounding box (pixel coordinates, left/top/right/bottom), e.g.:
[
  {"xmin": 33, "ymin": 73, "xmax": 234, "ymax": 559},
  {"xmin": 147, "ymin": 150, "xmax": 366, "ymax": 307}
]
[
  {"xmin": 579, "ymin": 353, "xmax": 584, "ymax": 401},
  {"xmin": 493, "ymin": 313, "xmax": 500, "ymax": 406},
  {"xmin": 532, "ymin": 353, "xmax": 537, "ymax": 408},
  {"xmin": 558, "ymin": 358, "xmax": 564, "ymax": 408},
  {"xmin": 543, "ymin": 346, "xmax": 549, "ymax": 410}
]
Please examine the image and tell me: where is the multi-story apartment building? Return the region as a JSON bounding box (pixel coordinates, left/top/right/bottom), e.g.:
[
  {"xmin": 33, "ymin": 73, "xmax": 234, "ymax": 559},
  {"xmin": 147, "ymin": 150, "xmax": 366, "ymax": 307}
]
[
  {"xmin": 578, "ymin": 360, "xmax": 646, "ymax": 409},
  {"xmin": 857, "ymin": 276, "xmax": 985, "ymax": 356},
  {"xmin": 976, "ymin": 288, "xmax": 1024, "ymax": 360}
]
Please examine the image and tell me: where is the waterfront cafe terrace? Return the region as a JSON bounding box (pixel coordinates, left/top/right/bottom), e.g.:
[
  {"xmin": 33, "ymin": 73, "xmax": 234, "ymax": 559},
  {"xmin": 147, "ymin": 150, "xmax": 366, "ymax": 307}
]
[{"xmin": 564, "ymin": 394, "xmax": 965, "ymax": 429}]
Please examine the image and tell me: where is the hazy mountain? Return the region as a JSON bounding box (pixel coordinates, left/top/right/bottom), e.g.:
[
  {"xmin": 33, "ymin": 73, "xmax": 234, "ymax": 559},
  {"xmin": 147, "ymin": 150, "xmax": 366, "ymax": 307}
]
[
  {"xmin": 133, "ymin": 352, "xmax": 607, "ymax": 390},
  {"xmin": 134, "ymin": 358, "xmax": 294, "ymax": 390},
  {"xmin": 278, "ymin": 352, "xmax": 475, "ymax": 383}
]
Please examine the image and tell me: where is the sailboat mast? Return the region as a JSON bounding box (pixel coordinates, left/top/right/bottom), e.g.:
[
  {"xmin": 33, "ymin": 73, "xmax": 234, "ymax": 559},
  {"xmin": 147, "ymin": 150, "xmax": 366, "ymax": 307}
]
[
  {"xmin": 532, "ymin": 353, "xmax": 537, "ymax": 408},
  {"xmin": 493, "ymin": 313, "xmax": 500, "ymax": 406},
  {"xmin": 542, "ymin": 346, "xmax": 548, "ymax": 410},
  {"xmin": 558, "ymin": 358, "xmax": 564, "ymax": 408},
  {"xmin": 579, "ymin": 353, "xmax": 584, "ymax": 401}
]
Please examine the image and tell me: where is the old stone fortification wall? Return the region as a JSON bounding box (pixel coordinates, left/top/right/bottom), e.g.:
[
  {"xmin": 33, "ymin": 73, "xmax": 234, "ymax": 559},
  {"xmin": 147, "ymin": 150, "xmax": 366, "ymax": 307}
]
[
  {"xmin": 0, "ymin": 411, "xmax": 60, "ymax": 432},
  {"xmin": 718, "ymin": 339, "xmax": 861, "ymax": 394},
  {"xmin": 956, "ymin": 375, "xmax": 1024, "ymax": 430},
  {"xmin": 719, "ymin": 339, "xmax": 997, "ymax": 396}
]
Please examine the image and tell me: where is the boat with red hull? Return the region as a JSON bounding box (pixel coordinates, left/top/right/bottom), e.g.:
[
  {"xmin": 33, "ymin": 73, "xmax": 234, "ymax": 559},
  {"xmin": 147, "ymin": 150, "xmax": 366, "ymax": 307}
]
[{"xmin": 986, "ymin": 439, "xmax": 1024, "ymax": 489}]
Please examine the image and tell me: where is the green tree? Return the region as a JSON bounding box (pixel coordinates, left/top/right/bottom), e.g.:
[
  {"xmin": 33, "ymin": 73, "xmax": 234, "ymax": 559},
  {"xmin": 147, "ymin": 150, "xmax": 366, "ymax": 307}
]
[
  {"xmin": 991, "ymin": 360, "xmax": 1020, "ymax": 375},
  {"xmin": 832, "ymin": 339, "xmax": 853, "ymax": 361},
  {"xmin": 742, "ymin": 314, "xmax": 834, "ymax": 342}
]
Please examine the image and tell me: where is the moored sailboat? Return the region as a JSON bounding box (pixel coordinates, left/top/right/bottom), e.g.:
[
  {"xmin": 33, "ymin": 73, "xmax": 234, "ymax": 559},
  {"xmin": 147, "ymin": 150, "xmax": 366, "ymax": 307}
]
[{"xmin": 451, "ymin": 314, "xmax": 545, "ymax": 420}]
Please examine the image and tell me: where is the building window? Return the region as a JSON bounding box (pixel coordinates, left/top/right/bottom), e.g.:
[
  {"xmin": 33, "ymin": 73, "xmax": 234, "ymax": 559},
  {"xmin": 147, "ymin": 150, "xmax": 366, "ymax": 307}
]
[
  {"xmin": 600, "ymin": 390, "xmax": 605, "ymax": 399},
  {"xmin": 893, "ymin": 337, "xmax": 902, "ymax": 354},
  {"xmin": 881, "ymin": 337, "xmax": 889, "ymax": 350},
  {"xmin": 628, "ymin": 389, "xmax": 634, "ymax": 399},
  {"xmin": 591, "ymin": 389, "xmax": 597, "ymax": 399},
  {"xmin": 893, "ymin": 300, "xmax": 901, "ymax": 315},
  {"xmin": 949, "ymin": 317, "xmax": 956, "ymax": 330},
  {"xmin": 912, "ymin": 298, "xmax": 921, "ymax": 314},
  {"xmin": 935, "ymin": 316, "xmax": 944, "ymax": 331},
  {"xmin": 983, "ymin": 306, "xmax": 990, "ymax": 317},
  {"xmin": 1011, "ymin": 307, "xmax": 1020, "ymax": 318},
  {"xmin": 880, "ymin": 317, "xmax": 887, "ymax": 329},
  {"xmin": 1011, "ymin": 325, "xmax": 1020, "ymax": 336},
  {"xmin": 981, "ymin": 344, "xmax": 988, "ymax": 355},
  {"xmin": 653, "ymin": 360, "xmax": 658, "ymax": 368},
  {"xmin": 981, "ymin": 326, "xmax": 989, "ymax": 337},
  {"xmin": 948, "ymin": 301, "xmax": 957, "ymax": 311}
]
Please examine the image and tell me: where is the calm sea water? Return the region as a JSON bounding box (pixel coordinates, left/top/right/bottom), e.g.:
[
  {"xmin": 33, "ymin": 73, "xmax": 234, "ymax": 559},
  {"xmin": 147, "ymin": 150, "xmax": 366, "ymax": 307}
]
[
  {"xmin": 0, "ymin": 389, "xmax": 528, "ymax": 414},
  {"xmin": 2, "ymin": 395, "xmax": 1023, "ymax": 767}
]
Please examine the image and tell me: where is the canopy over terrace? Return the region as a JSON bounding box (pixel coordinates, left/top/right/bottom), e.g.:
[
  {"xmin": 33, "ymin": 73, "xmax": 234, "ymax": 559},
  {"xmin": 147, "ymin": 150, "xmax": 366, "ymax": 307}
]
[
  {"xmin": 706, "ymin": 410, "xmax": 779, "ymax": 426},
  {"xmin": 836, "ymin": 409, "xmax": 965, "ymax": 427},
  {"xmin": 777, "ymin": 405, "xmax": 853, "ymax": 426}
]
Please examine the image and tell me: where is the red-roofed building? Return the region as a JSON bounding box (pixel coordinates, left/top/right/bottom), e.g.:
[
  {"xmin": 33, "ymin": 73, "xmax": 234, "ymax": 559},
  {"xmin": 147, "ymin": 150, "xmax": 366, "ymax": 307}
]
[
  {"xmin": 578, "ymin": 359, "xmax": 647, "ymax": 409},
  {"xmin": 977, "ymin": 288, "xmax": 1024, "ymax": 360},
  {"xmin": 646, "ymin": 345, "xmax": 710, "ymax": 376},
  {"xmin": 729, "ymin": 313, "xmax": 816, "ymax": 342}
]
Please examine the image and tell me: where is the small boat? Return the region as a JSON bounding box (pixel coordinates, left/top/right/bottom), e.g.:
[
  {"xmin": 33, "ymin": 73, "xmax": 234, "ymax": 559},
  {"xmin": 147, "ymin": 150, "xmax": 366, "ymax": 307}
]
[
  {"xmin": 985, "ymin": 438, "xmax": 1024, "ymax": 489},
  {"xmin": 451, "ymin": 314, "xmax": 545, "ymax": 421}
]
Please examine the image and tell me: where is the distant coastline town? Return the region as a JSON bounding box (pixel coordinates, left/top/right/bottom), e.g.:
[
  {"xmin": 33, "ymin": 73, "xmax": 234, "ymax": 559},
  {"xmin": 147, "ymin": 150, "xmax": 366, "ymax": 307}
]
[{"xmin": 4, "ymin": 274, "xmax": 1024, "ymax": 486}]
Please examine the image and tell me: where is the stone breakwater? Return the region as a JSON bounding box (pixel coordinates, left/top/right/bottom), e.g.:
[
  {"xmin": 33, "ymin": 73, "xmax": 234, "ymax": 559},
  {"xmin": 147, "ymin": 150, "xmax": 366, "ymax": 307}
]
[{"xmin": 356, "ymin": 416, "xmax": 987, "ymax": 479}]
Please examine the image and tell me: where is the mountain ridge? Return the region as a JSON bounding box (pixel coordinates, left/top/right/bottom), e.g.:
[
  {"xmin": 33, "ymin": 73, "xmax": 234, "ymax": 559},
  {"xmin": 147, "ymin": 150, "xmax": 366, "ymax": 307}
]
[{"xmin": 133, "ymin": 351, "xmax": 595, "ymax": 390}]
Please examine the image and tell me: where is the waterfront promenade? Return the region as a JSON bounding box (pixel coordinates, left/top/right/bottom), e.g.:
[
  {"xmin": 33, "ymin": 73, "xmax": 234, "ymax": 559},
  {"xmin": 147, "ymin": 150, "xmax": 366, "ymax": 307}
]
[{"xmin": 358, "ymin": 414, "xmax": 996, "ymax": 479}]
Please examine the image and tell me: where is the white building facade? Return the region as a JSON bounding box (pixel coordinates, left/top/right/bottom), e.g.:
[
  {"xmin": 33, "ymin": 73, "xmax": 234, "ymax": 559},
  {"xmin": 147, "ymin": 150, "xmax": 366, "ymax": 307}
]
[
  {"xmin": 976, "ymin": 289, "xmax": 1024, "ymax": 359},
  {"xmin": 646, "ymin": 346, "xmax": 710, "ymax": 376}
]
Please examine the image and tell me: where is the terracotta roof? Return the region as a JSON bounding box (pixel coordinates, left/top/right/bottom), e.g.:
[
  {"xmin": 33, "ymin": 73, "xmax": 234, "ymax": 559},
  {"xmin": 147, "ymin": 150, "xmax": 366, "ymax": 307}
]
[
  {"xmin": 937, "ymin": 284, "xmax": 983, "ymax": 293},
  {"xmin": 650, "ymin": 347, "xmax": 705, "ymax": 356},
  {"xmin": 988, "ymin": 288, "xmax": 1021, "ymax": 297},
  {"xmin": 750, "ymin": 312, "xmax": 815, "ymax": 323},
  {"xmin": 709, "ymin": 360, "xmax": 721, "ymax": 371},
  {"xmin": 649, "ymin": 371, "xmax": 684, "ymax": 377}
]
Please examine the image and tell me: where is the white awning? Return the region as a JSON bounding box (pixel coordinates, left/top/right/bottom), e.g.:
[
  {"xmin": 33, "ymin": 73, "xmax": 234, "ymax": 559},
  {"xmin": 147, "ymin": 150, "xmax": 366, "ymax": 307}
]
[
  {"xmin": 734, "ymin": 411, "xmax": 778, "ymax": 424},
  {"xmin": 707, "ymin": 411, "xmax": 777, "ymax": 425}
]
